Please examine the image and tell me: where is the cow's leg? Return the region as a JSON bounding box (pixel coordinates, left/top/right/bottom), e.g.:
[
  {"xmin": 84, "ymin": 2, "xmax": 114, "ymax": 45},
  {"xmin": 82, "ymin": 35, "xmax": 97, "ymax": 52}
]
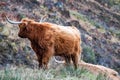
[
  {"xmin": 64, "ymin": 55, "xmax": 71, "ymax": 66},
  {"xmin": 42, "ymin": 53, "xmax": 53, "ymax": 69},
  {"xmin": 42, "ymin": 48, "xmax": 54, "ymax": 69},
  {"xmin": 34, "ymin": 52, "xmax": 43, "ymax": 69},
  {"xmin": 71, "ymin": 53, "xmax": 79, "ymax": 69},
  {"xmin": 36, "ymin": 54, "xmax": 43, "ymax": 69},
  {"xmin": 31, "ymin": 42, "xmax": 43, "ymax": 68}
]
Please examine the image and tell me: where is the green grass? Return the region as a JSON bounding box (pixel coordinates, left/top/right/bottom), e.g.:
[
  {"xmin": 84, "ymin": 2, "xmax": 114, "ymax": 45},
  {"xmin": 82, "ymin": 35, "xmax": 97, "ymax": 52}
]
[
  {"xmin": 70, "ymin": 10, "xmax": 103, "ymax": 29},
  {"xmin": 100, "ymin": 0, "xmax": 120, "ymax": 7},
  {"xmin": 109, "ymin": 28, "xmax": 120, "ymax": 39},
  {"xmin": 82, "ymin": 46, "xmax": 96, "ymax": 64},
  {"xmin": 0, "ymin": 67, "xmax": 107, "ymax": 80}
]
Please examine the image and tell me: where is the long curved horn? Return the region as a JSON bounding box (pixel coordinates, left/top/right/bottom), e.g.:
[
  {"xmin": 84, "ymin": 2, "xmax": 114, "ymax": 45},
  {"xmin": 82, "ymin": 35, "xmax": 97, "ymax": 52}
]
[
  {"xmin": 39, "ymin": 15, "xmax": 47, "ymax": 23},
  {"xmin": 54, "ymin": 56, "xmax": 65, "ymax": 63},
  {"xmin": 6, "ymin": 16, "xmax": 22, "ymax": 24}
]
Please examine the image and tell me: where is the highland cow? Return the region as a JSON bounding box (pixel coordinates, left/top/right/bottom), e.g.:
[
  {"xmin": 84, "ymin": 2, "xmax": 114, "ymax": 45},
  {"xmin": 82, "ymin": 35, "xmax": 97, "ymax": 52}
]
[
  {"xmin": 5, "ymin": 16, "xmax": 120, "ymax": 80},
  {"xmin": 6, "ymin": 17, "xmax": 82, "ymax": 69}
]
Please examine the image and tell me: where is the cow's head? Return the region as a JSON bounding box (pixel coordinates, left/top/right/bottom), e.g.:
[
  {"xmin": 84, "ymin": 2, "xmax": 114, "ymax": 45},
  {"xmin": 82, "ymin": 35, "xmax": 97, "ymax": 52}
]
[
  {"xmin": 18, "ymin": 18, "xmax": 34, "ymax": 38},
  {"xmin": 6, "ymin": 16, "xmax": 34, "ymax": 38}
]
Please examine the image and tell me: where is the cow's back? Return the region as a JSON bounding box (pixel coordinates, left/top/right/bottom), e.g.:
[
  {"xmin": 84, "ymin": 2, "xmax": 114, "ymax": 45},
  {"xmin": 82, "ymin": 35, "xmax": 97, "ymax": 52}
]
[
  {"xmin": 40, "ymin": 22, "xmax": 81, "ymax": 55},
  {"xmin": 53, "ymin": 25, "xmax": 80, "ymax": 56}
]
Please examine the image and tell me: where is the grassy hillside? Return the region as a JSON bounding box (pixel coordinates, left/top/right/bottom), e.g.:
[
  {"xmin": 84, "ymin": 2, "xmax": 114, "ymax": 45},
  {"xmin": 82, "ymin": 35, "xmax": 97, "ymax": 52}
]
[
  {"xmin": 0, "ymin": 0, "xmax": 120, "ymax": 80},
  {"xmin": 0, "ymin": 67, "xmax": 107, "ymax": 80}
]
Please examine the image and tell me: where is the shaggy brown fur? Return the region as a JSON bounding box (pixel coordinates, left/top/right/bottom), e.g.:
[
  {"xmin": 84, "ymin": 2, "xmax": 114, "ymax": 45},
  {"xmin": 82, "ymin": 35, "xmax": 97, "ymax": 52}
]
[{"xmin": 18, "ymin": 18, "xmax": 82, "ymax": 69}]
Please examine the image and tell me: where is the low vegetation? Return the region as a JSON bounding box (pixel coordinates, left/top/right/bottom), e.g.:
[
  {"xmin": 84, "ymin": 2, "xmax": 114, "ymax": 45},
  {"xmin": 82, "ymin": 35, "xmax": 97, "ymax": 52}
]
[
  {"xmin": 0, "ymin": 67, "xmax": 107, "ymax": 80},
  {"xmin": 70, "ymin": 11, "xmax": 102, "ymax": 29},
  {"xmin": 82, "ymin": 46, "xmax": 96, "ymax": 64},
  {"xmin": 96, "ymin": 0, "xmax": 120, "ymax": 7}
]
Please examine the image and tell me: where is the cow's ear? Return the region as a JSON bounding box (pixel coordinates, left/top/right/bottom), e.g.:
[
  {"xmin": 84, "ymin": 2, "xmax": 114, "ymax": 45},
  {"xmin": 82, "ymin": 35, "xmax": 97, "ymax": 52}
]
[{"xmin": 19, "ymin": 22, "xmax": 27, "ymax": 29}]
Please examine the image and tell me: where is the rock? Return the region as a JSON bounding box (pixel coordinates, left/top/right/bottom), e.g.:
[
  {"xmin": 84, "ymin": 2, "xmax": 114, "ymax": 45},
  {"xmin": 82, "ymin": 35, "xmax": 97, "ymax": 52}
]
[
  {"xmin": 0, "ymin": 22, "xmax": 4, "ymax": 27},
  {"xmin": 79, "ymin": 61, "xmax": 120, "ymax": 80},
  {"xmin": 0, "ymin": 2, "xmax": 7, "ymax": 7},
  {"xmin": 60, "ymin": 9, "xmax": 70, "ymax": 18},
  {"xmin": 0, "ymin": 26, "xmax": 10, "ymax": 37},
  {"xmin": 66, "ymin": 20, "xmax": 81, "ymax": 29},
  {"xmin": 84, "ymin": 34, "xmax": 92, "ymax": 41}
]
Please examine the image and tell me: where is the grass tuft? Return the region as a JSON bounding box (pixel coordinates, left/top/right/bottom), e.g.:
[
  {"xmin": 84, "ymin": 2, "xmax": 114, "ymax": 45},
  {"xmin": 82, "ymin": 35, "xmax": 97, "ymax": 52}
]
[{"xmin": 0, "ymin": 67, "xmax": 108, "ymax": 80}]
